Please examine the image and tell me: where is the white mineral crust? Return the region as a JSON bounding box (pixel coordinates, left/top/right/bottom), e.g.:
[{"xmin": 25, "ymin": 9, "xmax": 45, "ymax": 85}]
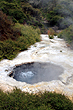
[{"xmin": 0, "ymin": 34, "xmax": 73, "ymax": 101}]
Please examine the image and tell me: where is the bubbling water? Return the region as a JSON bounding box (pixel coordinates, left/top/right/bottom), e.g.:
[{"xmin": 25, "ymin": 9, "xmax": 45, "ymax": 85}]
[
  {"xmin": 21, "ymin": 71, "xmax": 34, "ymax": 78},
  {"xmin": 9, "ymin": 62, "xmax": 64, "ymax": 84}
]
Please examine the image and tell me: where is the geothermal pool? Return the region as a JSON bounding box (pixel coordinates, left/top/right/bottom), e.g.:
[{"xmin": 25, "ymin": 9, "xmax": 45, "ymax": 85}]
[
  {"xmin": 0, "ymin": 34, "xmax": 73, "ymax": 101},
  {"xmin": 9, "ymin": 62, "xmax": 64, "ymax": 84}
]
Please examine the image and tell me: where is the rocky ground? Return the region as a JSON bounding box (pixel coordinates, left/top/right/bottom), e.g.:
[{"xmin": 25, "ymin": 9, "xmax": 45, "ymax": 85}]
[{"xmin": 0, "ymin": 35, "xmax": 73, "ymax": 102}]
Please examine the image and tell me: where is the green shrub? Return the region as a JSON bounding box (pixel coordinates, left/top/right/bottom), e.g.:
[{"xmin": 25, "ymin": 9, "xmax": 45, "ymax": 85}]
[
  {"xmin": 0, "ymin": 1, "xmax": 26, "ymax": 23},
  {"xmin": 0, "ymin": 89, "xmax": 73, "ymax": 110},
  {"xmin": 15, "ymin": 24, "xmax": 40, "ymax": 51},
  {"xmin": 58, "ymin": 25, "xmax": 73, "ymax": 47},
  {"xmin": 0, "ymin": 23, "xmax": 40, "ymax": 60},
  {"xmin": 0, "ymin": 0, "xmax": 44, "ymax": 31},
  {"xmin": 48, "ymin": 28, "xmax": 55, "ymax": 39},
  {"xmin": 0, "ymin": 40, "xmax": 20, "ymax": 60},
  {"xmin": 14, "ymin": 23, "xmax": 40, "ymax": 42},
  {"xmin": 49, "ymin": 35, "xmax": 54, "ymax": 39},
  {"xmin": 46, "ymin": 10, "xmax": 63, "ymax": 26}
]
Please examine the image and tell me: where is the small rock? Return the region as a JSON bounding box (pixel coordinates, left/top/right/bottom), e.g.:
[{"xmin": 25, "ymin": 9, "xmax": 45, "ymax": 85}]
[
  {"xmin": 60, "ymin": 50, "xmax": 62, "ymax": 52},
  {"xmin": 5, "ymin": 69, "xmax": 8, "ymax": 72}
]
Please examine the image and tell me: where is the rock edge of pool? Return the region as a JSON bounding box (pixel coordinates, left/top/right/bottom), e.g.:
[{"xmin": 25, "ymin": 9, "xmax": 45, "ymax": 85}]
[{"xmin": 0, "ymin": 35, "xmax": 73, "ymax": 102}]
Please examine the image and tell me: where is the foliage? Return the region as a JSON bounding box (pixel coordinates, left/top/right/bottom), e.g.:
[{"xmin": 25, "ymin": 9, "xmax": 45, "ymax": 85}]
[
  {"xmin": 58, "ymin": 25, "xmax": 73, "ymax": 48},
  {"xmin": 46, "ymin": 10, "xmax": 62, "ymax": 26},
  {"xmin": 0, "ymin": 40, "xmax": 20, "ymax": 60},
  {"xmin": 37, "ymin": 0, "xmax": 73, "ymax": 29},
  {"xmin": 1, "ymin": 0, "xmax": 73, "ymax": 30},
  {"xmin": 49, "ymin": 35, "xmax": 54, "ymax": 39},
  {"xmin": 48, "ymin": 28, "xmax": 55, "ymax": 39},
  {"xmin": 14, "ymin": 23, "xmax": 40, "ymax": 43},
  {"xmin": 0, "ymin": 1, "xmax": 26, "ymax": 23},
  {"xmin": 0, "ymin": 89, "xmax": 73, "ymax": 110},
  {"xmin": 0, "ymin": 23, "xmax": 40, "ymax": 60},
  {"xmin": 21, "ymin": 2, "xmax": 44, "ymax": 32},
  {"xmin": 0, "ymin": 11, "xmax": 21, "ymax": 41},
  {"xmin": 0, "ymin": 0, "xmax": 43, "ymax": 27},
  {"xmin": 21, "ymin": 2, "xmax": 40, "ymax": 18}
]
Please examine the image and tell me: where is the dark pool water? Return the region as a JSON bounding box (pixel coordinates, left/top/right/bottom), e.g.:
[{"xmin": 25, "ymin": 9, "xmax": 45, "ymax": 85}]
[{"xmin": 9, "ymin": 62, "xmax": 64, "ymax": 84}]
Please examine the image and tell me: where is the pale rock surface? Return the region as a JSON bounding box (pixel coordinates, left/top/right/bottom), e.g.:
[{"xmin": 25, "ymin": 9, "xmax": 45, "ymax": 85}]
[{"xmin": 0, "ymin": 34, "xmax": 73, "ymax": 102}]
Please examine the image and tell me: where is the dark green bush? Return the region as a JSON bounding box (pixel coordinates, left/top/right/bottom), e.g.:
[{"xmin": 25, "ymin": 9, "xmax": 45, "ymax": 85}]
[
  {"xmin": 0, "ymin": 40, "xmax": 20, "ymax": 60},
  {"xmin": 0, "ymin": 89, "xmax": 73, "ymax": 110},
  {"xmin": 0, "ymin": 0, "xmax": 44, "ymax": 32},
  {"xmin": 0, "ymin": 1, "xmax": 26, "ymax": 23},
  {"xmin": 58, "ymin": 25, "xmax": 73, "ymax": 48},
  {"xmin": 49, "ymin": 35, "xmax": 54, "ymax": 39},
  {"xmin": 15, "ymin": 24, "xmax": 40, "ymax": 51},
  {"xmin": 0, "ymin": 23, "xmax": 40, "ymax": 60}
]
